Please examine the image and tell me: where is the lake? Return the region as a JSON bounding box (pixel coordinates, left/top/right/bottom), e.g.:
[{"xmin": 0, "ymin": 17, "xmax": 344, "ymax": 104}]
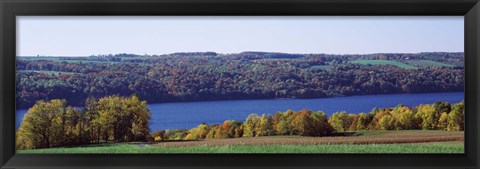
[{"xmin": 16, "ymin": 92, "xmax": 464, "ymax": 131}]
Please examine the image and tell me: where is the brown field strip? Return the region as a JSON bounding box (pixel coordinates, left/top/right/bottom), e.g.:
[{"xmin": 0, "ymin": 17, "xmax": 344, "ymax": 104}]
[{"xmin": 152, "ymin": 131, "xmax": 464, "ymax": 147}]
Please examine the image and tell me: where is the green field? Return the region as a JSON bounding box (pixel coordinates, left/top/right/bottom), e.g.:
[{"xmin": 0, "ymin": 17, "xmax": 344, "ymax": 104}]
[
  {"xmin": 18, "ymin": 130, "xmax": 463, "ymax": 154},
  {"xmin": 405, "ymin": 60, "xmax": 456, "ymax": 68},
  {"xmin": 349, "ymin": 60, "xmax": 417, "ymax": 69},
  {"xmin": 18, "ymin": 142, "xmax": 463, "ymax": 154}
]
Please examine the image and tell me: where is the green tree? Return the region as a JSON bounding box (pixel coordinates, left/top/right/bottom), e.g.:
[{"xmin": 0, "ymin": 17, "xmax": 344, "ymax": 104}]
[
  {"xmin": 127, "ymin": 95, "xmax": 151, "ymax": 141},
  {"xmin": 275, "ymin": 110, "xmax": 294, "ymax": 135},
  {"xmin": 258, "ymin": 114, "xmax": 275, "ymax": 136},
  {"xmin": 328, "ymin": 111, "xmax": 349, "ymax": 132},
  {"xmin": 16, "ymin": 99, "xmax": 71, "ymax": 149},
  {"xmin": 437, "ymin": 112, "xmax": 449, "ymax": 130},
  {"xmin": 311, "ymin": 111, "xmax": 332, "ymax": 136},
  {"xmin": 447, "ymin": 101, "xmax": 464, "ymax": 131},
  {"xmin": 91, "ymin": 95, "xmax": 151, "ymax": 142},
  {"xmin": 415, "ymin": 104, "xmax": 438, "ymax": 130},
  {"xmin": 396, "ymin": 109, "xmax": 417, "ymax": 130},
  {"xmin": 243, "ymin": 114, "xmax": 261, "ymax": 137},
  {"xmin": 378, "ymin": 114, "xmax": 395, "ymax": 130}
]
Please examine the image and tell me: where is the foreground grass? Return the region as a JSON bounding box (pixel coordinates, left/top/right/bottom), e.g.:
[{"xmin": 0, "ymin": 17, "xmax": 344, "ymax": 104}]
[
  {"xmin": 18, "ymin": 131, "xmax": 464, "ymax": 154},
  {"xmin": 18, "ymin": 142, "xmax": 463, "ymax": 154}
]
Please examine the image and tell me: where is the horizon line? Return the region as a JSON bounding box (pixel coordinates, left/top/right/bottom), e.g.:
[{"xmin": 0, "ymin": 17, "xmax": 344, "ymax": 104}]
[{"xmin": 16, "ymin": 51, "xmax": 465, "ymax": 57}]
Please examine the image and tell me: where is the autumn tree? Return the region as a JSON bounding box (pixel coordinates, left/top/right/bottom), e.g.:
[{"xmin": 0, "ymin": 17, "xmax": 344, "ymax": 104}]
[
  {"xmin": 415, "ymin": 104, "xmax": 439, "ymax": 130},
  {"xmin": 378, "ymin": 114, "xmax": 395, "ymax": 130},
  {"xmin": 243, "ymin": 114, "xmax": 261, "ymax": 137},
  {"xmin": 206, "ymin": 125, "xmax": 219, "ymax": 139},
  {"xmin": 347, "ymin": 114, "xmax": 359, "ymax": 131},
  {"xmin": 84, "ymin": 97, "xmax": 100, "ymax": 143},
  {"xmin": 185, "ymin": 123, "xmax": 210, "ymax": 140},
  {"xmin": 310, "ymin": 111, "xmax": 332, "ymax": 136},
  {"xmin": 328, "ymin": 111, "xmax": 349, "ymax": 132},
  {"xmin": 258, "ymin": 114, "xmax": 274, "ymax": 136},
  {"xmin": 355, "ymin": 113, "xmax": 372, "ymax": 130},
  {"xmin": 290, "ymin": 110, "xmax": 315, "ymax": 136},
  {"xmin": 275, "ymin": 110, "xmax": 294, "ymax": 135},
  {"xmin": 88, "ymin": 95, "xmax": 151, "ymax": 142},
  {"xmin": 447, "ymin": 101, "xmax": 464, "ymax": 131},
  {"xmin": 437, "ymin": 112, "xmax": 449, "ymax": 130},
  {"xmin": 396, "ymin": 109, "xmax": 417, "ymax": 130},
  {"xmin": 164, "ymin": 129, "xmax": 188, "ymax": 140},
  {"xmin": 16, "ymin": 99, "xmax": 74, "ymax": 149}
]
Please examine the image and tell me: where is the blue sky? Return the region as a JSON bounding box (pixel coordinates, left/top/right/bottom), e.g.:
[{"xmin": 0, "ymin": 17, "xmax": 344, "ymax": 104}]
[{"xmin": 17, "ymin": 16, "xmax": 464, "ymax": 56}]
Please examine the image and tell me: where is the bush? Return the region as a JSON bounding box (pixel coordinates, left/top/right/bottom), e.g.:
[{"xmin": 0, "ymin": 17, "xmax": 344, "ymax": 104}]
[
  {"xmin": 164, "ymin": 129, "xmax": 189, "ymax": 140},
  {"xmin": 185, "ymin": 124, "xmax": 210, "ymax": 140},
  {"xmin": 206, "ymin": 125, "xmax": 219, "ymax": 139},
  {"xmin": 152, "ymin": 130, "xmax": 166, "ymax": 142}
]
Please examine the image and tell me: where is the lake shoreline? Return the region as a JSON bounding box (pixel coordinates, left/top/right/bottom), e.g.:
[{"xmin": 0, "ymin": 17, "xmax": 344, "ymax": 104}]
[{"xmin": 16, "ymin": 92, "xmax": 465, "ymax": 130}]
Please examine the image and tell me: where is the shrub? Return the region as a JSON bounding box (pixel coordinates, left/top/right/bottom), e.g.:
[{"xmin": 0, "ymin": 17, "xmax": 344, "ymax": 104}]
[
  {"xmin": 151, "ymin": 130, "xmax": 166, "ymax": 142},
  {"xmin": 378, "ymin": 114, "xmax": 395, "ymax": 130},
  {"xmin": 185, "ymin": 123, "xmax": 210, "ymax": 140},
  {"xmin": 164, "ymin": 129, "xmax": 188, "ymax": 140}
]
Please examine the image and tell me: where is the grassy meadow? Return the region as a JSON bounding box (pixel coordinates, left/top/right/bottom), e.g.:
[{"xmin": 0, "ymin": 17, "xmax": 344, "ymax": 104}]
[
  {"xmin": 18, "ymin": 142, "xmax": 463, "ymax": 154},
  {"xmin": 18, "ymin": 130, "xmax": 464, "ymax": 154},
  {"xmin": 405, "ymin": 60, "xmax": 456, "ymax": 68},
  {"xmin": 349, "ymin": 60, "xmax": 417, "ymax": 69}
]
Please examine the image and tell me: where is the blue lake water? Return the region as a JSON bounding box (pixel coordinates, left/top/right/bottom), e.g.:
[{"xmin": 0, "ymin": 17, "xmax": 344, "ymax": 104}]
[{"xmin": 16, "ymin": 92, "xmax": 464, "ymax": 131}]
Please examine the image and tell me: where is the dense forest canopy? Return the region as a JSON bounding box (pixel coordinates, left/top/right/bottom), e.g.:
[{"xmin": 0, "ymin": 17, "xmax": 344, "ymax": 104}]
[{"xmin": 16, "ymin": 52, "xmax": 464, "ymax": 109}]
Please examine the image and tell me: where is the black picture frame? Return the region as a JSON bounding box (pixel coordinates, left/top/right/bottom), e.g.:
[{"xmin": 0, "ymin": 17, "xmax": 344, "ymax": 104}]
[{"xmin": 1, "ymin": 0, "xmax": 479, "ymax": 168}]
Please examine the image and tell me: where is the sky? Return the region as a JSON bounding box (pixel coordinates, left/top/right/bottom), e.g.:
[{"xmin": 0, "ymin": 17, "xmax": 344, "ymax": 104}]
[{"xmin": 17, "ymin": 16, "xmax": 464, "ymax": 56}]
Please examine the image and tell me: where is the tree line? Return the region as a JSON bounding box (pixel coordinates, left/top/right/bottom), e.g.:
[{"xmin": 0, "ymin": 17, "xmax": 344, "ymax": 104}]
[
  {"xmin": 17, "ymin": 96, "xmax": 464, "ymax": 150},
  {"xmin": 151, "ymin": 100, "xmax": 464, "ymax": 141},
  {"xmin": 16, "ymin": 95, "xmax": 151, "ymax": 150},
  {"xmin": 16, "ymin": 52, "xmax": 464, "ymax": 109}
]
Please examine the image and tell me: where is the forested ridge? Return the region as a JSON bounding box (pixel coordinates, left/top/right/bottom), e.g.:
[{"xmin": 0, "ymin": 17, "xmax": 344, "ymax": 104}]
[{"xmin": 16, "ymin": 52, "xmax": 464, "ymax": 109}]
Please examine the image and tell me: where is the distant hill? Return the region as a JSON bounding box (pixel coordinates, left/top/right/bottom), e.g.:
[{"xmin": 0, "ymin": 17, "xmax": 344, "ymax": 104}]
[{"xmin": 16, "ymin": 51, "xmax": 464, "ymax": 109}]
